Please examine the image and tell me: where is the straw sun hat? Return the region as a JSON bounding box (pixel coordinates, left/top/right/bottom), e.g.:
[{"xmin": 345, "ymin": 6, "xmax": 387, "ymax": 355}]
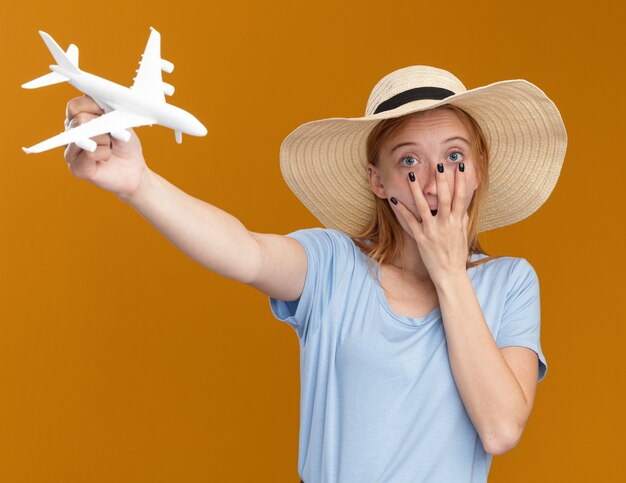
[{"xmin": 279, "ymin": 66, "xmax": 567, "ymax": 235}]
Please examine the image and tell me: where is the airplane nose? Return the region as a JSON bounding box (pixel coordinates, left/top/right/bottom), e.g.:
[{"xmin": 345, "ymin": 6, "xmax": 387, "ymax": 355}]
[
  {"xmin": 189, "ymin": 117, "xmax": 207, "ymax": 137},
  {"xmin": 196, "ymin": 121, "xmax": 207, "ymax": 136},
  {"xmin": 171, "ymin": 107, "xmax": 207, "ymax": 137}
]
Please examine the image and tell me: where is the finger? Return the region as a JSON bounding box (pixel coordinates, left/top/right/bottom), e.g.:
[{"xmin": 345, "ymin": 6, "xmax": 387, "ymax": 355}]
[
  {"xmin": 65, "ymin": 95, "xmax": 104, "ymax": 128},
  {"xmin": 407, "ymin": 171, "xmax": 432, "ymax": 225},
  {"xmin": 110, "ymin": 127, "xmax": 139, "ymax": 155},
  {"xmin": 390, "ymin": 196, "xmax": 424, "ymax": 236},
  {"xmin": 436, "ymin": 163, "xmax": 452, "ymax": 219},
  {"xmin": 65, "ymin": 113, "xmax": 111, "ymax": 154},
  {"xmin": 68, "ymin": 143, "xmax": 112, "ymax": 180},
  {"xmin": 451, "ymin": 162, "xmax": 467, "ymax": 220}
]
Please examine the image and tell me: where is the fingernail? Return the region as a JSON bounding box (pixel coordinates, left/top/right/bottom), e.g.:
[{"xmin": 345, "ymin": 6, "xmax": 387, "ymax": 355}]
[
  {"xmin": 459, "ymin": 163, "xmax": 465, "ymax": 172},
  {"xmin": 437, "ymin": 163, "xmax": 444, "ymax": 173},
  {"xmin": 390, "ymin": 197, "xmax": 398, "ymax": 205},
  {"xmin": 408, "ymin": 172, "xmax": 415, "ymax": 182}
]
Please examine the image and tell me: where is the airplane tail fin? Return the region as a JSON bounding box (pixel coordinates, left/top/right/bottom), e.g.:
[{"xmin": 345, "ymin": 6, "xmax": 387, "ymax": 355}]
[
  {"xmin": 22, "ymin": 31, "xmax": 79, "ymax": 89},
  {"xmin": 22, "ymin": 71, "xmax": 69, "ymax": 89},
  {"xmin": 39, "ymin": 31, "xmax": 79, "ymax": 72}
]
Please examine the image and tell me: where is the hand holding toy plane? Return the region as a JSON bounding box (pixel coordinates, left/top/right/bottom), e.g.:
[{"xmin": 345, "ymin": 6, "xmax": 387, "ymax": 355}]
[{"xmin": 22, "ymin": 27, "xmax": 207, "ymax": 154}]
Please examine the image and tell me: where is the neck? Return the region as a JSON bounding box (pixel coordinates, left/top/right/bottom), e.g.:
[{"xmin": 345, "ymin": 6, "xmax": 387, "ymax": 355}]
[{"xmin": 387, "ymin": 229, "xmax": 432, "ymax": 283}]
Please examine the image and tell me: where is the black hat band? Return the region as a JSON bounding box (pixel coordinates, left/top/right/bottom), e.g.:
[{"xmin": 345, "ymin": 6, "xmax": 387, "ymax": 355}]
[{"xmin": 374, "ymin": 87, "xmax": 456, "ymax": 114}]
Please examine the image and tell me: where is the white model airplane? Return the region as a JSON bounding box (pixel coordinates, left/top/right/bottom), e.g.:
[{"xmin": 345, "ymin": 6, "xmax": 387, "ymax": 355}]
[{"xmin": 22, "ymin": 27, "xmax": 207, "ymax": 154}]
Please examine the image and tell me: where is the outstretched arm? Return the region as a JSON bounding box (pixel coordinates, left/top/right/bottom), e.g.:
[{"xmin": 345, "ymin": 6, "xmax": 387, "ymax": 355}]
[
  {"xmin": 64, "ymin": 95, "xmax": 307, "ymax": 301},
  {"xmin": 121, "ymin": 168, "xmax": 264, "ymax": 284}
]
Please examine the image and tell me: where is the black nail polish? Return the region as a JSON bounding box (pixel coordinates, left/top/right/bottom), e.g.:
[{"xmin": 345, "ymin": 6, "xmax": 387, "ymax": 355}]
[
  {"xmin": 437, "ymin": 163, "xmax": 444, "ymax": 173},
  {"xmin": 430, "ymin": 209, "xmax": 438, "ymax": 216},
  {"xmin": 390, "ymin": 197, "xmax": 398, "ymax": 205},
  {"xmin": 408, "ymin": 172, "xmax": 415, "ymax": 182},
  {"xmin": 459, "ymin": 162, "xmax": 465, "ymax": 172}
]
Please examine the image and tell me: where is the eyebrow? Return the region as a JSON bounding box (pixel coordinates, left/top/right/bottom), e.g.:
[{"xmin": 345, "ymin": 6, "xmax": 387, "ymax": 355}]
[{"xmin": 390, "ymin": 136, "xmax": 470, "ymax": 154}]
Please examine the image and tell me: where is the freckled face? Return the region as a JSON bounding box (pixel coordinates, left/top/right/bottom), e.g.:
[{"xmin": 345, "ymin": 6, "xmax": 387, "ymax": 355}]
[{"xmin": 368, "ymin": 108, "xmax": 481, "ymax": 222}]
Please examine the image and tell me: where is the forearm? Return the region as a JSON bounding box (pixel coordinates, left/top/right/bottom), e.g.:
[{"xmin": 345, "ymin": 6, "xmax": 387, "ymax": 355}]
[
  {"xmin": 119, "ymin": 168, "xmax": 262, "ymax": 283},
  {"xmin": 434, "ymin": 273, "xmax": 527, "ymax": 454}
]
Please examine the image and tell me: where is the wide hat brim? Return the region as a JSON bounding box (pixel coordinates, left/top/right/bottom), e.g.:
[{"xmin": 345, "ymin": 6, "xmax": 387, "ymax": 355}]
[{"xmin": 279, "ymin": 79, "xmax": 567, "ymax": 235}]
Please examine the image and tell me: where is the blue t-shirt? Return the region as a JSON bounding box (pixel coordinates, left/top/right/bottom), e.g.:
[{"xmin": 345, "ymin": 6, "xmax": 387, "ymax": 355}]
[{"xmin": 269, "ymin": 228, "xmax": 547, "ymax": 483}]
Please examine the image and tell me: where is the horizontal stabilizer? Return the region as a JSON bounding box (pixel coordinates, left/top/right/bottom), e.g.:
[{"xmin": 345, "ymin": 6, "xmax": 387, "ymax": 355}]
[
  {"xmin": 22, "ymin": 71, "xmax": 69, "ymax": 89},
  {"xmin": 22, "ymin": 37, "xmax": 78, "ymax": 89}
]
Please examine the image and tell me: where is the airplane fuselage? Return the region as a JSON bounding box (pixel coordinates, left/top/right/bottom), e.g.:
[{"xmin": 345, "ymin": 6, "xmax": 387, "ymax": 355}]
[{"xmin": 51, "ymin": 66, "xmax": 207, "ymax": 137}]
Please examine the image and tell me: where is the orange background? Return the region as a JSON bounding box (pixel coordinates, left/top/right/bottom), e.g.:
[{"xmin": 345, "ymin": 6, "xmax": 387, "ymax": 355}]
[{"xmin": 1, "ymin": 0, "xmax": 623, "ymax": 481}]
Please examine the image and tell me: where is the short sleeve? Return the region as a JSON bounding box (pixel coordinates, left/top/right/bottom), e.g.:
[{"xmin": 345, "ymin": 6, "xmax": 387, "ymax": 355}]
[
  {"xmin": 268, "ymin": 228, "xmax": 350, "ymax": 342},
  {"xmin": 495, "ymin": 258, "xmax": 548, "ymax": 382}
]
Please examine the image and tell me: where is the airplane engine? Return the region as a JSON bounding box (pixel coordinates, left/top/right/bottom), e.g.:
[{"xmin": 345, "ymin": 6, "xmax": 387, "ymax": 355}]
[
  {"xmin": 162, "ymin": 82, "xmax": 175, "ymax": 96},
  {"xmin": 110, "ymin": 129, "xmax": 131, "ymax": 142},
  {"xmin": 161, "ymin": 59, "xmax": 174, "ymax": 73}
]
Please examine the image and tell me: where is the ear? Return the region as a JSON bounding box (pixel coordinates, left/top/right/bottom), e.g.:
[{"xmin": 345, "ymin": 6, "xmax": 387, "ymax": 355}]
[{"xmin": 368, "ymin": 162, "xmax": 387, "ymax": 199}]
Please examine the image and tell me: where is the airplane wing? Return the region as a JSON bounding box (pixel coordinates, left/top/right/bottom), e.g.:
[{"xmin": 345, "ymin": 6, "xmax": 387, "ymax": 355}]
[
  {"xmin": 22, "ymin": 110, "xmax": 155, "ymax": 154},
  {"xmin": 130, "ymin": 27, "xmax": 166, "ymax": 102}
]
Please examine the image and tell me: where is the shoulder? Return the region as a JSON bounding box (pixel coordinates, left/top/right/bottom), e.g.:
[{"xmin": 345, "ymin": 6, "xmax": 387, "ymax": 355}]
[
  {"xmin": 284, "ymin": 227, "xmax": 357, "ymax": 259},
  {"xmin": 285, "ymin": 227, "xmax": 353, "ymax": 245},
  {"xmin": 470, "ymin": 253, "xmax": 536, "ymax": 271},
  {"xmin": 469, "ymin": 254, "xmax": 539, "ymax": 288}
]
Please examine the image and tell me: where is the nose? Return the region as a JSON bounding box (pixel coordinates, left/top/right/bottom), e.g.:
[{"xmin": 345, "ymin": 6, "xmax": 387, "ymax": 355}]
[
  {"xmin": 187, "ymin": 115, "xmax": 207, "ymax": 137},
  {"xmin": 193, "ymin": 119, "xmax": 208, "ymax": 136},
  {"xmin": 420, "ymin": 162, "xmax": 439, "ymax": 197}
]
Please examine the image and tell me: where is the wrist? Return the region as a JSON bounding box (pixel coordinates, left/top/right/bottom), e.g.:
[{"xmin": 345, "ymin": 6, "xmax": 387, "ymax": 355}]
[
  {"xmin": 117, "ymin": 167, "xmax": 156, "ymax": 206},
  {"xmin": 432, "ymin": 269, "xmax": 470, "ymax": 292}
]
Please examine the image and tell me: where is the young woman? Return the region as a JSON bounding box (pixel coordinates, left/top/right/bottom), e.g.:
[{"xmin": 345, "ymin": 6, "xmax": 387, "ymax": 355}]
[{"xmin": 62, "ymin": 66, "xmax": 567, "ymax": 483}]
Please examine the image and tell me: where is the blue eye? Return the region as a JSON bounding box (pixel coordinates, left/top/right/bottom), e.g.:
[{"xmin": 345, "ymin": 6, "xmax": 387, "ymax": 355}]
[
  {"xmin": 448, "ymin": 152, "xmax": 463, "ymax": 163},
  {"xmin": 401, "ymin": 156, "xmax": 418, "ymax": 166}
]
